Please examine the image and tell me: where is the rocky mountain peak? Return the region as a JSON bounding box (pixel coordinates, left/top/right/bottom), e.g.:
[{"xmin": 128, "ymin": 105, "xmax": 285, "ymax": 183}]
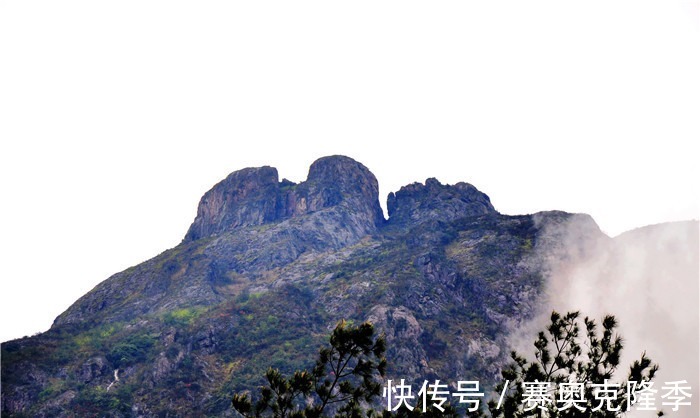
[
  {"xmin": 184, "ymin": 155, "xmax": 384, "ymax": 242},
  {"xmin": 297, "ymin": 155, "xmax": 384, "ymax": 225},
  {"xmin": 307, "ymin": 155, "xmax": 377, "ymax": 194},
  {"xmin": 387, "ymin": 177, "xmax": 497, "ymax": 227},
  {"xmin": 184, "ymin": 166, "xmax": 281, "ymax": 241}
]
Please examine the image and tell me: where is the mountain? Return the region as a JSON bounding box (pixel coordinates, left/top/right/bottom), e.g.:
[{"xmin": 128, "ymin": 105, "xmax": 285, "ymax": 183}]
[{"xmin": 2, "ymin": 155, "xmax": 697, "ymax": 417}]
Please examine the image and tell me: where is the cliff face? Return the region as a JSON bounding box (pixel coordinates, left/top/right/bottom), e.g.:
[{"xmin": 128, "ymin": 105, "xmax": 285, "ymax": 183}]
[
  {"xmin": 6, "ymin": 155, "xmax": 688, "ymax": 417},
  {"xmin": 184, "ymin": 165, "xmax": 283, "ymax": 240},
  {"xmin": 184, "ymin": 155, "xmax": 384, "ymax": 242}
]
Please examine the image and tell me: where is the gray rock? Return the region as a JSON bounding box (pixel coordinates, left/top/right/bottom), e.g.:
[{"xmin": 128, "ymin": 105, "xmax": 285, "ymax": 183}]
[
  {"xmin": 387, "ymin": 178, "xmax": 496, "ymax": 228},
  {"xmin": 185, "ymin": 155, "xmax": 384, "ymax": 242},
  {"xmin": 78, "ymin": 356, "xmax": 108, "ymax": 383}
]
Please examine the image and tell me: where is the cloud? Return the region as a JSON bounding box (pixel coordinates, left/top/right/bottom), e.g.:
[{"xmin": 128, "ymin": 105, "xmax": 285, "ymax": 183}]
[{"xmin": 515, "ymin": 215, "xmax": 698, "ymax": 418}]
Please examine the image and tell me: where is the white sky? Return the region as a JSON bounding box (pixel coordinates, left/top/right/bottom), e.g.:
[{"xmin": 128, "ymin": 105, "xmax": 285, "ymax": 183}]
[{"xmin": 1, "ymin": 1, "xmax": 698, "ymax": 343}]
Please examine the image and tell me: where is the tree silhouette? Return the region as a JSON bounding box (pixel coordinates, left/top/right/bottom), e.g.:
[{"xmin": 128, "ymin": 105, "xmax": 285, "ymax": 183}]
[
  {"xmin": 232, "ymin": 320, "xmax": 387, "ymax": 418},
  {"xmin": 233, "ymin": 312, "xmax": 661, "ymax": 418},
  {"xmin": 487, "ymin": 311, "xmax": 661, "ymax": 418}
]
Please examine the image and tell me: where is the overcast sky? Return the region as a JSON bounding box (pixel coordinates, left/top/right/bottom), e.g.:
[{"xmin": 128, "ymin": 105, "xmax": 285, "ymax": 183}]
[{"xmin": 1, "ymin": 1, "xmax": 698, "ymax": 342}]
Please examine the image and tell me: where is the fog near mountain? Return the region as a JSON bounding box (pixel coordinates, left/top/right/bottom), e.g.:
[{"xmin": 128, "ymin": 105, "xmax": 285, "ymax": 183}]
[{"xmin": 511, "ymin": 217, "xmax": 699, "ymax": 418}]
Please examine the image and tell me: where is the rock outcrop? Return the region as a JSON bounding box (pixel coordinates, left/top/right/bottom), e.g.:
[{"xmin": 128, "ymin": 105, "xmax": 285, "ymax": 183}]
[
  {"xmin": 387, "ymin": 178, "xmax": 496, "ymax": 228},
  {"xmin": 185, "ymin": 155, "xmax": 384, "ymax": 242},
  {"xmin": 184, "ymin": 166, "xmax": 282, "ymax": 241}
]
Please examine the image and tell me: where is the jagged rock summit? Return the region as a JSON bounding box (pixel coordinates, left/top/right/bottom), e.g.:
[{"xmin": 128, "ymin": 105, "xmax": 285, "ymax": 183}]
[
  {"xmin": 185, "ymin": 155, "xmax": 385, "ymax": 241},
  {"xmin": 185, "ymin": 155, "xmax": 498, "ymax": 241}
]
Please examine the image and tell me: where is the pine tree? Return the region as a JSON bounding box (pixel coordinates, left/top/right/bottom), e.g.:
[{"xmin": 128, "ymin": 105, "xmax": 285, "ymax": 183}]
[
  {"xmin": 487, "ymin": 311, "xmax": 661, "ymax": 418},
  {"xmin": 232, "ymin": 320, "xmax": 387, "ymax": 418}
]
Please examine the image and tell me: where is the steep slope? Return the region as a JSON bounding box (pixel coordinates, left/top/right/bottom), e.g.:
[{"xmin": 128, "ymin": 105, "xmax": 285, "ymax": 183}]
[{"xmin": 3, "ymin": 155, "xmax": 673, "ymax": 417}]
